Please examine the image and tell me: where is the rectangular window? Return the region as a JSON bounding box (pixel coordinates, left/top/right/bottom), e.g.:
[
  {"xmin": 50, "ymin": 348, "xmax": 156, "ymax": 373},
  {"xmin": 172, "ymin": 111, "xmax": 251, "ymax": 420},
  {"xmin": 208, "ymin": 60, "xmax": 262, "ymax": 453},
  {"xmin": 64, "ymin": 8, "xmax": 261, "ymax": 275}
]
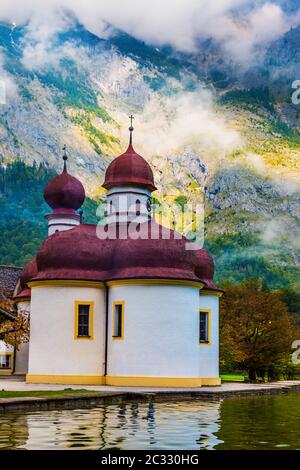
[
  {"xmin": 0, "ymin": 354, "xmax": 12, "ymax": 369},
  {"xmin": 113, "ymin": 302, "xmax": 124, "ymax": 339},
  {"xmin": 78, "ymin": 304, "xmax": 90, "ymax": 336},
  {"xmin": 199, "ymin": 310, "xmax": 210, "ymax": 344},
  {"xmin": 75, "ymin": 301, "xmax": 94, "ymax": 340}
]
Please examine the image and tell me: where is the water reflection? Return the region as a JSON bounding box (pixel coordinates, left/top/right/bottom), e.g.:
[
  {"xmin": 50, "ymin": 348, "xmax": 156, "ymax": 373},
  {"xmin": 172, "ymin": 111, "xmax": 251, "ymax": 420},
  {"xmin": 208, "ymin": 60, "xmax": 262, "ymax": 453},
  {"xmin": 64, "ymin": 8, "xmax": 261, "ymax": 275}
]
[
  {"xmin": 215, "ymin": 393, "xmax": 300, "ymax": 450},
  {"xmin": 0, "ymin": 413, "xmax": 29, "ymax": 450},
  {"xmin": 0, "ymin": 400, "xmax": 222, "ymax": 450},
  {"xmin": 3, "ymin": 393, "xmax": 300, "ymax": 450}
]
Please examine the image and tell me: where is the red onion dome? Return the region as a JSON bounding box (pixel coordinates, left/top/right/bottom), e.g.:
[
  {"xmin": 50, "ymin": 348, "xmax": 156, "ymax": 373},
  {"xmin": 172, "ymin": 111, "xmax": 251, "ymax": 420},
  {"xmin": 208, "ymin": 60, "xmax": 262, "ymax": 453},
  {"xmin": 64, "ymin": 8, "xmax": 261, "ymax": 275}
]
[
  {"xmin": 44, "ymin": 154, "xmax": 85, "ymax": 212},
  {"xmin": 103, "ymin": 144, "xmax": 157, "ymax": 192}
]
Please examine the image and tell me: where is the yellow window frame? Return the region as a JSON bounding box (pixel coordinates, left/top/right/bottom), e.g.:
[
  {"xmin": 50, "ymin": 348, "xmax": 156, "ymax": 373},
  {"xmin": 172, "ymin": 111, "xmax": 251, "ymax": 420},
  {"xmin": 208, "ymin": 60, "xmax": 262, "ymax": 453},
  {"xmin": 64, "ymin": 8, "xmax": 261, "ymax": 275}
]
[
  {"xmin": 0, "ymin": 352, "xmax": 14, "ymax": 370},
  {"xmin": 199, "ymin": 309, "xmax": 211, "ymax": 345},
  {"xmin": 112, "ymin": 301, "xmax": 125, "ymax": 340},
  {"xmin": 74, "ymin": 301, "xmax": 94, "ymax": 340}
]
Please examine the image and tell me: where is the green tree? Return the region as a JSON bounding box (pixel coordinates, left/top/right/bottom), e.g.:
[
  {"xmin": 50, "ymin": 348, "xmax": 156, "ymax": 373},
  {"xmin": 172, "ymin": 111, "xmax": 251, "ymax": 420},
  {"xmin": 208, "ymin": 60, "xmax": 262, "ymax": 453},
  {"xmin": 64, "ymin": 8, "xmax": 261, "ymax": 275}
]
[{"xmin": 220, "ymin": 280, "xmax": 295, "ymax": 381}]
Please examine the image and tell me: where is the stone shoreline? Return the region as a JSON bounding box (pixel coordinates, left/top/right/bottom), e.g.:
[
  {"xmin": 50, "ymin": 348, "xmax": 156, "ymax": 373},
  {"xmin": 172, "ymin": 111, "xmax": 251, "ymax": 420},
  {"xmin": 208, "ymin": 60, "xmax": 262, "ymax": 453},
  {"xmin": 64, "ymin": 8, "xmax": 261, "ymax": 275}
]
[{"xmin": 1, "ymin": 381, "xmax": 300, "ymax": 412}]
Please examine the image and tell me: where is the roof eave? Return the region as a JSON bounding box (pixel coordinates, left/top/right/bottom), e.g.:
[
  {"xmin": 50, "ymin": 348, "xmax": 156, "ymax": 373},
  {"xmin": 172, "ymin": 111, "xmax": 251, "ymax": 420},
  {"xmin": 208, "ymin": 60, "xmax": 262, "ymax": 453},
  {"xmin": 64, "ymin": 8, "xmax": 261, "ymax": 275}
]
[{"xmin": 0, "ymin": 306, "xmax": 16, "ymax": 321}]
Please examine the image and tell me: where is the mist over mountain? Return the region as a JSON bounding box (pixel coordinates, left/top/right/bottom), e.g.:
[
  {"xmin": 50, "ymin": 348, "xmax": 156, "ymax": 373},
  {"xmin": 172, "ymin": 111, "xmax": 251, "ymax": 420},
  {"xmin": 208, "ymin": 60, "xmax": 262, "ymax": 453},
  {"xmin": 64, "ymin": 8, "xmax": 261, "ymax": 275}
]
[{"xmin": 0, "ymin": 1, "xmax": 299, "ymax": 289}]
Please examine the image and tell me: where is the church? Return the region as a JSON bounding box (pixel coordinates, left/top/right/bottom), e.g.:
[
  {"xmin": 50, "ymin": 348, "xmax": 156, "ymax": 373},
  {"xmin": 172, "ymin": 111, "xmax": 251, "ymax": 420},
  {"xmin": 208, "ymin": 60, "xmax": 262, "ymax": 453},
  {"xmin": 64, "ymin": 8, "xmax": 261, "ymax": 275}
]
[{"xmin": 1, "ymin": 125, "xmax": 222, "ymax": 387}]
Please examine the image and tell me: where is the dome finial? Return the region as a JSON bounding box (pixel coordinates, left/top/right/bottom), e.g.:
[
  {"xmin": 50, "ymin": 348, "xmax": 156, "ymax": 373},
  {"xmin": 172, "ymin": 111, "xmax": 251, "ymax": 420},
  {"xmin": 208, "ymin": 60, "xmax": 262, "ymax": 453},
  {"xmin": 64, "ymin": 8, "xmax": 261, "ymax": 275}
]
[
  {"xmin": 129, "ymin": 114, "xmax": 134, "ymax": 145},
  {"xmin": 62, "ymin": 144, "xmax": 68, "ymax": 172}
]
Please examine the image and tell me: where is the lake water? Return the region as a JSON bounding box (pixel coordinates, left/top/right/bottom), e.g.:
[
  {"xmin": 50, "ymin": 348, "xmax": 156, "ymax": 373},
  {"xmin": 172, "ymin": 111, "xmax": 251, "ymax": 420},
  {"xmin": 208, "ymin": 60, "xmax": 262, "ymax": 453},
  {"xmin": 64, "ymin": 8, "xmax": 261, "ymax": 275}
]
[{"xmin": 1, "ymin": 392, "xmax": 300, "ymax": 450}]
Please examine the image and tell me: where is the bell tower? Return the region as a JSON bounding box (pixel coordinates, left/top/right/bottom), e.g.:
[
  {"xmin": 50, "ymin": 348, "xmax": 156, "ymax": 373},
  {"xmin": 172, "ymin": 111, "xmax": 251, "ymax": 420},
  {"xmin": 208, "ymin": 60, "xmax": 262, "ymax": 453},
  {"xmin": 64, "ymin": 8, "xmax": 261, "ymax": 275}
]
[{"xmin": 44, "ymin": 146, "xmax": 85, "ymax": 235}]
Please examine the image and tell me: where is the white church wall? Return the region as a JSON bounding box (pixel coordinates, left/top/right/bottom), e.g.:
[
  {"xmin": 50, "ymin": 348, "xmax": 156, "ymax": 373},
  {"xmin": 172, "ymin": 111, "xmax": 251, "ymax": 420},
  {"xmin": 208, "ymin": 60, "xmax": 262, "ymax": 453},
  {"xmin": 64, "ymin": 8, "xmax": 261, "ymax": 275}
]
[
  {"xmin": 199, "ymin": 294, "xmax": 220, "ymax": 379},
  {"xmin": 27, "ymin": 286, "xmax": 106, "ymax": 383},
  {"xmin": 107, "ymin": 284, "xmax": 219, "ymax": 384}
]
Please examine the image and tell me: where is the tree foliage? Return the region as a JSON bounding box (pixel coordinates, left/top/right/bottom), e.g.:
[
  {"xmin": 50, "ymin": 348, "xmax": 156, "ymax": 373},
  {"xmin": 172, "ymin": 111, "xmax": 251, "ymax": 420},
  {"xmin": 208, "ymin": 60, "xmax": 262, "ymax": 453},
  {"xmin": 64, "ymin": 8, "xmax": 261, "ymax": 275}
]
[
  {"xmin": 220, "ymin": 280, "xmax": 296, "ymax": 381},
  {"xmin": 276, "ymin": 288, "xmax": 300, "ymax": 324},
  {"xmin": 0, "ymin": 295, "xmax": 29, "ymax": 349}
]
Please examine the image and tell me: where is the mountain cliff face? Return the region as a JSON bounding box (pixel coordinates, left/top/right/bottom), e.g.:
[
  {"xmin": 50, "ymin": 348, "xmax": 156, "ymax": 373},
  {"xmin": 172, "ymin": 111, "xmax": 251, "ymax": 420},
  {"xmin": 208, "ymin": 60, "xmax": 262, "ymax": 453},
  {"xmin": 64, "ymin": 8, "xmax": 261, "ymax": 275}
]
[{"xmin": 0, "ymin": 21, "xmax": 299, "ymax": 289}]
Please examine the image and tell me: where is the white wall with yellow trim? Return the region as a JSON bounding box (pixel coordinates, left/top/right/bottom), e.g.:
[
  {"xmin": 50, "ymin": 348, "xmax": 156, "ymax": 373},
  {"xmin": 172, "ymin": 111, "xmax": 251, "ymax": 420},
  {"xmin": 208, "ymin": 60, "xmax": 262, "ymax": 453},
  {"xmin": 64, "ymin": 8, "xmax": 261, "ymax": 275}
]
[
  {"xmin": 27, "ymin": 285, "xmax": 106, "ymax": 377},
  {"xmin": 107, "ymin": 284, "xmax": 219, "ymax": 380},
  {"xmin": 26, "ymin": 281, "xmax": 220, "ymax": 386},
  {"xmin": 198, "ymin": 294, "xmax": 219, "ymax": 378}
]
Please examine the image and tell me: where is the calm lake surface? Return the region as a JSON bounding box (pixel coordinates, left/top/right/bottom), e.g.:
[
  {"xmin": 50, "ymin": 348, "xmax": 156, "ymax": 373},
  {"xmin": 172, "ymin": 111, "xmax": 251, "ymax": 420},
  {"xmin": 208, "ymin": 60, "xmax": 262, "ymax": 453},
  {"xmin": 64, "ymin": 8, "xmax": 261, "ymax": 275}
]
[{"xmin": 1, "ymin": 392, "xmax": 300, "ymax": 450}]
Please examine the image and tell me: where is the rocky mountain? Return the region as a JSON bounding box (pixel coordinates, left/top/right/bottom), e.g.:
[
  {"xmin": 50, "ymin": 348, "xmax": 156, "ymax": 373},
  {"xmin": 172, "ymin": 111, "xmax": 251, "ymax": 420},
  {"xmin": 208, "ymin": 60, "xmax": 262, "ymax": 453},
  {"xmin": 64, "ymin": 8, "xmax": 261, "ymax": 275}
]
[{"xmin": 0, "ymin": 21, "xmax": 299, "ymax": 290}]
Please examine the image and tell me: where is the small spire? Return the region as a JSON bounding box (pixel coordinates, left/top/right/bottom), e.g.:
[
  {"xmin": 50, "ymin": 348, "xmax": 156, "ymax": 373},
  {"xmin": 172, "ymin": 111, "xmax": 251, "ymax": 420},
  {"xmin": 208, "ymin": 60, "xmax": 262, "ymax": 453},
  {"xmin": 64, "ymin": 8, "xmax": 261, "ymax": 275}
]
[
  {"xmin": 129, "ymin": 114, "xmax": 134, "ymax": 145},
  {"xmin": 62, "ymin": 144, "xmax": 68, "ymax": 172}
]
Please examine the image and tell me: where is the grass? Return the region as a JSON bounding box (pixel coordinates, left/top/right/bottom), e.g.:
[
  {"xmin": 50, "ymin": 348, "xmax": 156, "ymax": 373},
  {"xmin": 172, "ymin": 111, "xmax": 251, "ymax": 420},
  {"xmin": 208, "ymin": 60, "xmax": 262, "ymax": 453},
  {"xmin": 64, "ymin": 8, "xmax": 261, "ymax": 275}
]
[
  {"xmin": 0, "ymin": 389, "xmax": 106, "ymax": 399},
  {"xmin": 220, "ymin": 374, "xmax": 246, "ymax": 383}
]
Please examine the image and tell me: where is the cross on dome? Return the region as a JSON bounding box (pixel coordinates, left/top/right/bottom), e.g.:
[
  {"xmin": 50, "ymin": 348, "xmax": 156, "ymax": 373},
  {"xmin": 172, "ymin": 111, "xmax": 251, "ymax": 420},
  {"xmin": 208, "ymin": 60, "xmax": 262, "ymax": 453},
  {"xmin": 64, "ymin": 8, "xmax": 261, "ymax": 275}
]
[
  {"xmin": 62, "ymin": 144, "xmax": 68, "ymax": 172},
  {"xmin": 102, "ymin": 119, "xmax": 157, "ymax": 192},
  {"xmin": 129, "ymin": 114, "xmax": 134, "ymax": 145}
]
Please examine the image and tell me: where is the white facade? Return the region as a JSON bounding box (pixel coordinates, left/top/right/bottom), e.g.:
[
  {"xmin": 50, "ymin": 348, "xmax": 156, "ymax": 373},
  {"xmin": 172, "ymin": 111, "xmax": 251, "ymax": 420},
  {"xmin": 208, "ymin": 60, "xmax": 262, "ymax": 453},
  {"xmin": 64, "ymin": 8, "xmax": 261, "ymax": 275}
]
[
  {"xmin": 27, "ymin": 285, "xmax": 106, "ymax": 383},
  {"xmin": 198, "ymin": 294, "xmax": 220, "ymax": 379},
  {"xmin": 107, "ymin": 285, "xmax": 216, "ymax": 379},
  {"xmin": 26, "ymin": 281, "xmax": 220, "ymax": 386}
]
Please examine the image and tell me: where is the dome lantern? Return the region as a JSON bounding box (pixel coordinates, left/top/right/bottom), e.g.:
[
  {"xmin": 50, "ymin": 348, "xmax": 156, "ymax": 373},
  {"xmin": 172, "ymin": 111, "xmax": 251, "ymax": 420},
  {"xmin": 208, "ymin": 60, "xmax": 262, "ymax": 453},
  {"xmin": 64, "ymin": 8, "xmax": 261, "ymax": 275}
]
[{"xmin": 103, "ymin": 118, "xmax": 156, "ymax": 224}]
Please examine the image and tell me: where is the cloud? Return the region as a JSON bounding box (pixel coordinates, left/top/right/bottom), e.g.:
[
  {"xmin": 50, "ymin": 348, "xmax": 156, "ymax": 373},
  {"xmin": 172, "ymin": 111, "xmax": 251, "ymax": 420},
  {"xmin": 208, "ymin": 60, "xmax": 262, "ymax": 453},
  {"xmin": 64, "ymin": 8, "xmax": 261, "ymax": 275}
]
[
  {"xmin": 123, "ymin": 87, "xmax": 242, "ymax": 157},
  {"xmin": 0, "ymin": 1, "xmax": 299, "ymax": 66},
  {"xmin": 261, "ymin": 216, "xmax": 300, "ymax": 251},
  {"xmin": 0, "ymin": 52, "xmax": 18, "ymax": 104},
  {"xmin": 210, "ymin": 2, "xmax": 292, "ymax": 65},
  {"xmin": 246, "ymin": 152, "xmax": 267, "ymax": 173}
]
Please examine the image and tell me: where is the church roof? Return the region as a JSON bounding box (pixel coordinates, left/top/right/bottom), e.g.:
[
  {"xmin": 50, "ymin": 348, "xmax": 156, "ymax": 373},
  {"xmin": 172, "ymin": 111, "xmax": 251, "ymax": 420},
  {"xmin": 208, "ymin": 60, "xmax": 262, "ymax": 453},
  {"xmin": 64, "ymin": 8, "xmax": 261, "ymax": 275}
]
[
  {"xmin": 13, "ymin": 258, "xmax": 38, "ymax": 300},
  {"xmin": 0, "ymin": 265, "xmax": 22, "ymax": 299},
  {"xmin": 44, "ymin": 149, "xmax": 85, "ymax": 213},
  {"xmin": 44, "ymin": 171, "xmax": 85, "ymax": 214},
  {"xmin": 0, "ymin": 304, "xmax": 17, "ymax": 321},
  {"xmin": 103, "ymin": 144, "xmax": 157, "ymax": 192},
  {"xmin": 20, "ymin": 221, "xmax": 219, "ymax": 291}
]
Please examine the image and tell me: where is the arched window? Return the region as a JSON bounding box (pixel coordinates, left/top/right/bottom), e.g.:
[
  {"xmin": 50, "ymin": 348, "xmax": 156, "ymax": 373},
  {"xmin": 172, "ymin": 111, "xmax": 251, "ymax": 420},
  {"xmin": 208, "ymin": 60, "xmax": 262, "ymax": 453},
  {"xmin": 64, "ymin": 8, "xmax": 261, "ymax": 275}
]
[
  {"xmin": 136, "ymin": 199, "xmax": 141, "ymax": 216},
  {"xmin": 110, "ymin": 200, "xmax": 113, "ymax": 214}
]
